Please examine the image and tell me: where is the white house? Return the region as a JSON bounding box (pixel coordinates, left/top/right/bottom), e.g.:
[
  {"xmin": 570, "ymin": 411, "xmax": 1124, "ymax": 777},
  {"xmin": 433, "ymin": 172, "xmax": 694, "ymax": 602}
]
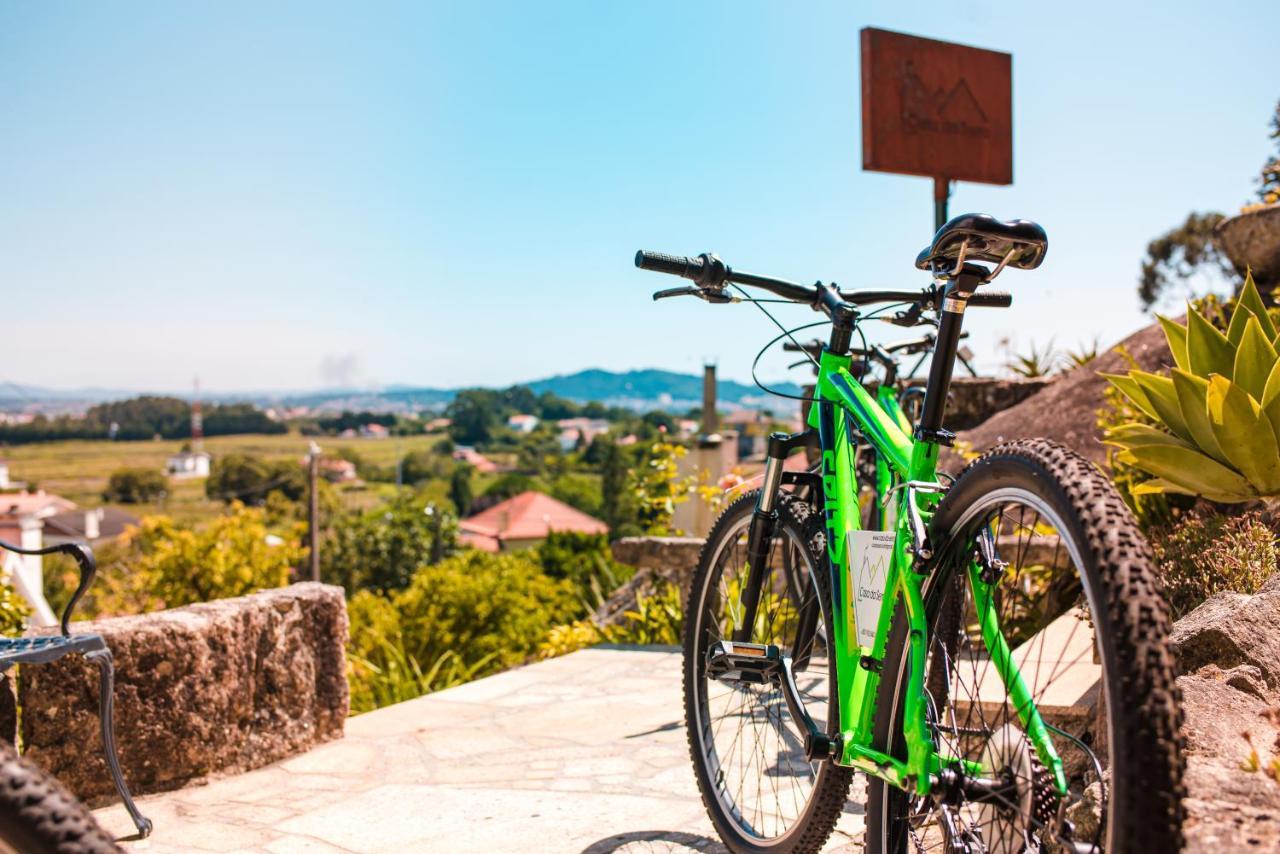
[
  {"xmin": 166, "ymin": 449, "xmax": 212, "ymax": 479},
  {"xmin": 0, "ymin": 491, "xmax": 76, "ymax": 627}
]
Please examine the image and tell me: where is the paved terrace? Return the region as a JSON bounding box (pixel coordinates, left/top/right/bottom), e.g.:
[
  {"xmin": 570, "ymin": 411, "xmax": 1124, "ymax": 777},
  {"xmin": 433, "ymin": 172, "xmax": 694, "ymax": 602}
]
[{"xmin": 94, "ymin": 647, "xmax": 864, "ymax": 853}]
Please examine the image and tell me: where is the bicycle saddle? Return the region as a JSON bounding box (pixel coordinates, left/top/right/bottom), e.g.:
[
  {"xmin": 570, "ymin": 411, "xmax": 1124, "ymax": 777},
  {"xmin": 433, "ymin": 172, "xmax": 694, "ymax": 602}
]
[{"xmin": 915, "ymin": 213, "xmax": 1048, "ymax": 275}]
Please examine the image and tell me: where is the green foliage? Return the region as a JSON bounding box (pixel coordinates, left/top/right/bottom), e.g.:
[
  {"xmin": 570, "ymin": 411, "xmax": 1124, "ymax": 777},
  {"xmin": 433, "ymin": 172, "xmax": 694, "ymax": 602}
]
[
  {"xmin": 538, "ymin": 578, "xmax": 685, "ymax": 659},
  {"xmin": 206, "ymin": 454, "xmax": 306, "ymax": 504},
  {"xmin": 1005, "ymin": 339, "xmax": 1060, "ymax": 378},
  {"xmin": 322, "ymin": 495, "xmax": 457, "ymax": 593},
  {"xmin": 398, "ymin": 449, "xmax": 452, "ymax": 485},
  {"xmin": 1149, "ymin": 510, "xmax": 1276, "ymax": 618},
  {"xmin": 1138, "ymin": 212, "xmax": 1235, "ymax": 311},
  {"xmin": 103, "ymin": 467, "xmax": 168, "ymax": 503},
  {"xmin": 1064, "ymin": 338, "xmax": 1102, "ymax": 370},
  {"xmin": 345, "ymin": 590, "xmax": 496, "ymax": 713},
  {"xmin": 0, "ymin": 584, "xmax": 30, "ymax": 637},
  {"xmin": 448, "ymin": 464, "xmax": 473, "ymax": 516},
  {"xmin": 88, "ymin": 503, "xmax": 302, "ymax": 614},
  {"xmin": 316, "ymin": 411, "xmax": 396, "ymax": 434},
  {"xmin": 630, "ymin": 441, "xmax": 691, "ymax": 534},
  {"xmin": 536, "ymin": 530, "xmax": 633, "ymax": 611},
  {"xmin": 1104, "ymin": 273, "xmax": 1280, "ymax": 502},
  {"xmin": 599, "ymin": 440, "xmax": 640, "ymax": 536},
  {"xmin": 0, "ymin": 395, "xmax": 284, "ymax": 444},
  {"xmin": 345, "ymin": 550, "xmax": 581, "ymax": 709},
  {"xmin": 547, "ymin": 472, "xmax": 603, "ymax": 517},
  {"xmin": 1096, "ymin": 358, "xmax": 1182, "ymax": 529}
]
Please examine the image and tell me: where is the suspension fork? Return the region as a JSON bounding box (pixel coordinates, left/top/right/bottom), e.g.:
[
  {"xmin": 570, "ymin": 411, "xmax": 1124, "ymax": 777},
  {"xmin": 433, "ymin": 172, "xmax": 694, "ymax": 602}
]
[{"xmin": 732, "ymin": 429, "xmax": 818, "ymax": 643}]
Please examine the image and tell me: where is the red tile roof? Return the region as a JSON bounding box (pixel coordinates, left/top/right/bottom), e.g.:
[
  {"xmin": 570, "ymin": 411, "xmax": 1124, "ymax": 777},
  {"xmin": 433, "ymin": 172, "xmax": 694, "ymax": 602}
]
[{"xmin": 459, "ymin": 491, "xmax": 607, "ymax": 552}]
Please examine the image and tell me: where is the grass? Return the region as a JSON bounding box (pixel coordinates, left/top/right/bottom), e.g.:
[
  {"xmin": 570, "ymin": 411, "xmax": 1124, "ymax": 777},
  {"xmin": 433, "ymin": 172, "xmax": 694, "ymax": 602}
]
[{"xmin": 2, "ymin": 432, "xmax": 448, "ymax": 525}]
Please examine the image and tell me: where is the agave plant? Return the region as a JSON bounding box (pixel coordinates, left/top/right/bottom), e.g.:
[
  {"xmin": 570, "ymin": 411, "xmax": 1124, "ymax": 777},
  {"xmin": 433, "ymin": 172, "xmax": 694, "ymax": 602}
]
[{"xmin": 1104, "ymin": 272, "xmax": 1280, "ymax": 503}]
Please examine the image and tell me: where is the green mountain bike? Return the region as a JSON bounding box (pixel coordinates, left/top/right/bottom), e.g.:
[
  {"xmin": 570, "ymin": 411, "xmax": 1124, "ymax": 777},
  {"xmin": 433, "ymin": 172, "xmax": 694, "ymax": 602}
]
[{"xmin": 635, "ymin": 213, "xmax": 1185, "ymax": 854}]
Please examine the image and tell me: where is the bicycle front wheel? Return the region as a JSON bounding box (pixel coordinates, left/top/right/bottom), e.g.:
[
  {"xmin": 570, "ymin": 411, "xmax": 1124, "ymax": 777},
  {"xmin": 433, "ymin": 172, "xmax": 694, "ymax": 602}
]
[
  {"xmin": 684, "ymin": 490, "xmax": 852, "ymax": 853},
  {"xmin": 865, "ymin": 439, "xmax": 1185, "ymax": 853}
]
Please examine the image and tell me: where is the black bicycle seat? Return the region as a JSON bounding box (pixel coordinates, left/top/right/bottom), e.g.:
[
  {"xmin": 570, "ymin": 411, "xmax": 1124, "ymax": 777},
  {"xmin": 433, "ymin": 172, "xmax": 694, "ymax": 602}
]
[{"xmin": 914, "ymin": 213, "xmax": 1048, "ymax": 274}]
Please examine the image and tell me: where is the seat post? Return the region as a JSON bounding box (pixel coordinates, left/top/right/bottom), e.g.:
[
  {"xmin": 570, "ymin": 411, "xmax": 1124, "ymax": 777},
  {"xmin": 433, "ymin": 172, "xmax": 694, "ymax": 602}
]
[{"xmin": 916, "ymin": 269, "xmax": 983, "ymax": 445}]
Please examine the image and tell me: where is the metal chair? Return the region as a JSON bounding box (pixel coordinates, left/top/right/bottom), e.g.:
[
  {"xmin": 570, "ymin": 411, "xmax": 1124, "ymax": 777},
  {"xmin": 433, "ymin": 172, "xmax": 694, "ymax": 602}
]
[{"xmin": 0, "ymin": 539, "xmax": 152, "ymax": 838}]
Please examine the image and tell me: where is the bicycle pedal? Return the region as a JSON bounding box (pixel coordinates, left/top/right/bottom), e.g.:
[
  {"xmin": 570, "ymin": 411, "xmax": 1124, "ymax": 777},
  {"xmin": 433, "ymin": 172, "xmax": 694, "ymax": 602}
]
[{"xmin": 705, "ymin": 641, "xmax": 781, "ymax": 684}]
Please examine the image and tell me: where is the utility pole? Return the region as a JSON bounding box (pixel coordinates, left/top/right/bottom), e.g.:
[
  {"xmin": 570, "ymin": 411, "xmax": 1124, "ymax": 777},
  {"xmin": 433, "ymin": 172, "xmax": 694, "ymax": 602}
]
[{"xmin": 307, "ymin": 441, "xmax": 321, "ymax": 582}]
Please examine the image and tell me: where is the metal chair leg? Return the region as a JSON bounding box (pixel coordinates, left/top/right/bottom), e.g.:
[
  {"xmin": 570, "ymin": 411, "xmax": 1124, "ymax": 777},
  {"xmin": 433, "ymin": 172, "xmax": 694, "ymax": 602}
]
[{"xmin": 84, "ymin": 649, "xmax": 152, "ymax": 838}]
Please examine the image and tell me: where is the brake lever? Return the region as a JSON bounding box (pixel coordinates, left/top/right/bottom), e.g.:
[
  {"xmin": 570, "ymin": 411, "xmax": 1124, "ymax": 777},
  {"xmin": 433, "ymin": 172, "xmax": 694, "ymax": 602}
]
[
  {"xmin": 883, "ymin": 303, "xmax": 924, "ymax": 327},
  {"xmin": 652, "ymin": 286, "xmax": 736, "ymax": 304}
]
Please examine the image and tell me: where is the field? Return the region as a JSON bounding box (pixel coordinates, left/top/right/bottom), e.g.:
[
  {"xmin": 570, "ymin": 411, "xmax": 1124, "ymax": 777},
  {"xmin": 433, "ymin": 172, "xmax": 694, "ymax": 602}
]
[{"xmin": 3, "ymin": 432, "xmax": 449, "ymax": 525}]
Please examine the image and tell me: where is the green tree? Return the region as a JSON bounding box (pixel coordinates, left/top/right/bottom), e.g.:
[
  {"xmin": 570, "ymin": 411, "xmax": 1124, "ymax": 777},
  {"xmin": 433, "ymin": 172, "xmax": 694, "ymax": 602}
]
[
  {"xmin": 206, "ymin": 454, "xmax": 306, "ymax": 505},
  {"xmin": 103, "ymin": 467, "xmax": 168, "ymax": 503},
  {"xmin": 322, "ymin": 495, "xmax": 458, "ymax": 593},
  {"xmin": 445, "ymin": 389, "xmax": 502, "ymax": 445},
  {"xmin": 600, "ymin": 440, "xmax": 639, "ymax": 536},
  {"xmin": 449, "ymin": 465, "xmax": 473, "ymax": 517},
  {"xmin": 1138, "ymin": 212, "xmax": 1235, "ymax": 311}
]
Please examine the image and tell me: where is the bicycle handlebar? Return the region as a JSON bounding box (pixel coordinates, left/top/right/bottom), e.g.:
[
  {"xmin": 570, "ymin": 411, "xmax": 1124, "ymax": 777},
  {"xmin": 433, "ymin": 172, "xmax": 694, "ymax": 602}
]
[{"xmin": 635, "ymin": 250, "xmax": 1013, "ymax": 311}]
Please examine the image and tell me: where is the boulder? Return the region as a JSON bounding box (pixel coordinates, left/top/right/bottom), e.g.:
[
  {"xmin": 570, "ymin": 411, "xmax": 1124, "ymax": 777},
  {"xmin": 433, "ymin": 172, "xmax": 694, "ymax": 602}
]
[
  {"xmin": 954, "ymin": 320, "xmax": 1175, "ymax": 466},
  {"xmin": 1169, "ymin": 587, "xmax": 1280, "ymax": 688},
  {"xmin": 19, "ymin": 582, "xmax": 348, "ymax": 804},
  {"xmin": 1169, "ymin": 578, "xmax": 1280, "ymax": 850}
]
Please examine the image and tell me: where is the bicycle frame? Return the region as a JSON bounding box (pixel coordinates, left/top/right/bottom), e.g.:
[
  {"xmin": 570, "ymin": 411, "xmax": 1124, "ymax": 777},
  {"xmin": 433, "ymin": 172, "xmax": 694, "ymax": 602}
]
[{"xmin": 746, "ymin": 272, "xmax": 1068, "ymax": 799}]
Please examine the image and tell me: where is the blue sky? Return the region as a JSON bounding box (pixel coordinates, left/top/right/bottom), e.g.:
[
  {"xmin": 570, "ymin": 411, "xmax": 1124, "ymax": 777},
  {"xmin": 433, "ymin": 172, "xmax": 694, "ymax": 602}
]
[{"xmin": 1, "ymin": 1, "xmax": 1275, "ymax": 393}]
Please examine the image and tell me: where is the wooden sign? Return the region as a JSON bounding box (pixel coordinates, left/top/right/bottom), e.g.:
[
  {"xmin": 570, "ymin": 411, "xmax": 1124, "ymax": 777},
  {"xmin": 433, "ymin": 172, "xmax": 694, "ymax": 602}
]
[{"xmin": 861, "ymin": 28, "xmax": 1012, "ymax": 186}]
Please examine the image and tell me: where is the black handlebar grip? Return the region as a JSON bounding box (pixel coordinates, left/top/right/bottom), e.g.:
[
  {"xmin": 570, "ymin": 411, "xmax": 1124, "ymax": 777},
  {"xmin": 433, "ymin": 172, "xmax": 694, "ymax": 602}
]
[
  {"xmin": 635, "ymin": 250, "xmax": 705, "ymax": 280},
  {"xmin": 968, "ymin": 290, "xmax": 1012, "ymax": 308}
]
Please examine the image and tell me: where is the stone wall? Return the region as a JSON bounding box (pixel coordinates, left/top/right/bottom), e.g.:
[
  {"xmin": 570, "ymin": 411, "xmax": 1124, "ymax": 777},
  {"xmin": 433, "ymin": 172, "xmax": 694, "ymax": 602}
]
[
  {"xmin": 19, "ymin": 582, "xmax": 348, "ymax": 804},
  {"xmin": 601, "ymin": 537, "xmax": 703, "ymax": 627},
  {"xmin": 901, "ymin": 376, "xmax": 1052, "ymax": 431}
]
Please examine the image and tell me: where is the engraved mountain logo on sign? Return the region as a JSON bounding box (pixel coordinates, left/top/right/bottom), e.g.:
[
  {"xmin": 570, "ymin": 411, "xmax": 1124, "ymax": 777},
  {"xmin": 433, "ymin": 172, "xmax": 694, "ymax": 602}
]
[{"xmin": 898, "ymin": 60, "xmax": 990, "ymax": 139}]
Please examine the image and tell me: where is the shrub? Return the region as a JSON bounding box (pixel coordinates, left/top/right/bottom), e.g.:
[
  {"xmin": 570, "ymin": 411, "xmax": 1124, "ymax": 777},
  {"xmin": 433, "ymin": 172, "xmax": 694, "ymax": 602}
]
[
  {"xmin": 1104, "ymin": 272, "xmax": 1280, "ymax": 503},
  {"xmin": 538, "ymin": 577, "xmax": 686, "ymax": 659},
  {"xmin": 103, "ymin": 467, "xmax": 168, "ymax": 504},
  {"xmin": 0, "ymin": 584, "xmax": 29, "ymax": 637},
  {"xmin": 1149, "ymin": 510, "xmax": 1276, "ymax": 618},
  {"xmin": 345, "ymin": 550, "xmax": 581, "ymax": 710},
  {"xmin": 83, "ymin": 502, "xmax": 302, "ymax": 615},
  {"xmin": 535, "ymin": 530, "xmax": 633, "ymax": 612}
]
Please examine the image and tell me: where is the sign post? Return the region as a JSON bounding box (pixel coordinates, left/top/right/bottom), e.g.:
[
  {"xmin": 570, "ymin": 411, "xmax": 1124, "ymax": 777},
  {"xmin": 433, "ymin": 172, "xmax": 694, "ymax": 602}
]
[{"xmin": 860, "ymin": 28, "xmax": 1012, "ymax": 232}]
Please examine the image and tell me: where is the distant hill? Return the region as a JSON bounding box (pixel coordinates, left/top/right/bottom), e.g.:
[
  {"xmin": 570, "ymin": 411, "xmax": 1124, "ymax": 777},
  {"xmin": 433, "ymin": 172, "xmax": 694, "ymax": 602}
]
[
  {"xmin": 0, "ymin": 369, "xmax": 803, "ymax": 415},
  {"xmin": 524, "ymin": 369, "xmax": 801, "ymax": 409}
]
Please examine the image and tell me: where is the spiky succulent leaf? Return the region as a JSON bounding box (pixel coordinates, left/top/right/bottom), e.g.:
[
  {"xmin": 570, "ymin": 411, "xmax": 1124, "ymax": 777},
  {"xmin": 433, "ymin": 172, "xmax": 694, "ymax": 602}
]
[
  {"xmin": 1232, "ymin": 314, "xmax": 1278, "ymax": 401},
  {"xmin": 1157, "ymin": 315, "xmax": 1190, "ymax": 372},
  {"xmin": 1187, "ymin": 306, "xmax": 1237, "ymax": 379},
  {"xmin": 1170, "ymin": 369, "xmax": 1230, "ymax": 465},
  {"xmin": 1115, "ymin": 444, "xmax": 1257, "ymax": 501},
  {"xmin": 1205, "ymin": 375, "xmax": 1280, "ymax": 493},
  {"xmin": 1102, "ymin": 421, "xmax": 1193, "ymax": 449},
  {"xmin": 1238, "ymin": 271, "xmax": 1276, "ymax": 342},
  {"xmin": 1101, "ymin": 373, "xmax": 1160, "ymax": 421},
  {"xmin": 1132, "ymin": 371, "xmax": 1194, "ymax": 444}
]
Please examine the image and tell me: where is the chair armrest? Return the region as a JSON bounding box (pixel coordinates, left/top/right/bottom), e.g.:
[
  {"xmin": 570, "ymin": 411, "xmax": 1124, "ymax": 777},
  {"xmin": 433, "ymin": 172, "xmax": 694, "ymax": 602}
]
[{"xmin": 0, "ymin": 539, "xmax": 97, "ymax": 636}]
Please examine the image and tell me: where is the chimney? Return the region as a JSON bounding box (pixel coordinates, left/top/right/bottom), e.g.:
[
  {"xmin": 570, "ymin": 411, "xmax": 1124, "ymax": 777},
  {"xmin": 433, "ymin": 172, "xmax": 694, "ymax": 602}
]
[
  {"xmin": 701, "ymin": 363, "xmax": 719, "ymax": 438},
  {"xmin": 85, "ymin": 508, "xmax": 101, "ymax": 540}
]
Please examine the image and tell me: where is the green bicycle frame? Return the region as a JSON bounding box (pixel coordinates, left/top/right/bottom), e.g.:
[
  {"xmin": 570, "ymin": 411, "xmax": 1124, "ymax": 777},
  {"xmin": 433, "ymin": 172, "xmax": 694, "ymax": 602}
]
[{"xmin": 795, "ymin": 317, "xmax": 1067, "ymax": 798}]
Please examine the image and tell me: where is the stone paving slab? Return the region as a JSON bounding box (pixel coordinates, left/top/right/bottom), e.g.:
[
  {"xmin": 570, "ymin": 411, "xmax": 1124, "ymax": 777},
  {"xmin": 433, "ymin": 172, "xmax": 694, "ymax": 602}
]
[{"xmin": 94, "ymin": 647, "xmax": 864, "ymax": 853}]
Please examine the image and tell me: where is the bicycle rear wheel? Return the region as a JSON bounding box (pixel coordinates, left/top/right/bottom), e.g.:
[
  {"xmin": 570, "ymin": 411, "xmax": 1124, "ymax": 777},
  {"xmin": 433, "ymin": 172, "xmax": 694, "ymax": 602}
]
[
  {"xmin": 684, "ymin": 491, "xmax": 852, "ymax": 853},
  {"xmin": 864, "ymin": 439, "xmax": 1184, "ymax": 853}
]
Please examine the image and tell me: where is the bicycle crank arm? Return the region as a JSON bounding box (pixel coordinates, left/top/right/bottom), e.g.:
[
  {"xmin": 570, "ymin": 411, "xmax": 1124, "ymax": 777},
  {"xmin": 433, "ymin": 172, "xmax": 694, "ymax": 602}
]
[{"xmin": 705, "ymin": 641, "xmax": 839, "ymax": 762}]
